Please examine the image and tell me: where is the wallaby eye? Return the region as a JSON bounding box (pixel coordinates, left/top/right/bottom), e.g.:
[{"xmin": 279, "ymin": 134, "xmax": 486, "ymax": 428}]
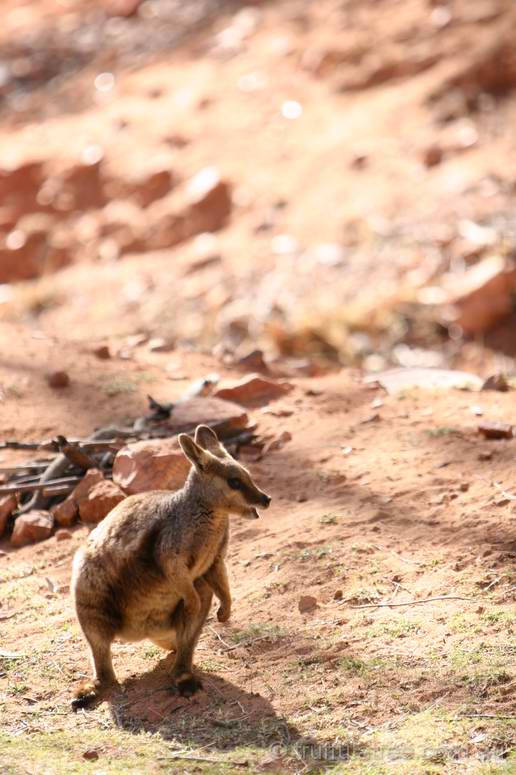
[{"xmin": 227, "ymin": 477, "xmax": 242, "ymax": 491}]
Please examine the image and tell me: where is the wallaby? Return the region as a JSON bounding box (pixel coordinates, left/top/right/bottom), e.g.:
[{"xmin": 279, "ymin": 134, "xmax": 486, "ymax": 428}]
[{"xmin": 71, "ymin": 424, "xmax": 271, "ymax": 710}]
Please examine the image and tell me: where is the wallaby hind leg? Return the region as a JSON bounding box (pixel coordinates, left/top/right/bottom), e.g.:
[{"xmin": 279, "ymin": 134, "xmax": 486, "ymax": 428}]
[
  {"xmin": 172, "ymin": 578, "xmax": 213, "ymax": 696},
  {"xmin": 72, "ymin": 616, "xmax": 117, "ymax": 711}
]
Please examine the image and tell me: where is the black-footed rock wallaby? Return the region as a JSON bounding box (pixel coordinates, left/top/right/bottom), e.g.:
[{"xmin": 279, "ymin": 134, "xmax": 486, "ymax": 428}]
[{"xmin": 71, "ymin": 424, "xmax": 271, "ymax": 709}]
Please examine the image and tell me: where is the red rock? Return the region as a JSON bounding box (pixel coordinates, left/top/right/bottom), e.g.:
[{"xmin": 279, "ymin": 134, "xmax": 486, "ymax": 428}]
[
  {"xmin": 0, "ymin": 161, "xmax": 44, "ymax": 217},
  {"xmin": 166, "ymin": 397, "xmax": 249, "ymax": 436},
  {"xmin": 350, "ymin": 154, "xmax": 368, "ymax": 169},
  {"xmin": 478, "ymin": 421, "xmax": 513, "ymax": 440},
  {"xmin": 298, "ymin": 595, "xmax": 318, "ymax": 614},
  {"xmin": 42, "ymin": 159, "xmax": 105, "ymax": 213},
  {"xmin": 47, "ymin": 371, "xmax": 70, "ymax": 389},
  {"xmin": 96, "ymin": 200, "xmax": 144, "ymax": 255},
  {"xmin": 185, "ymin": 168, "xmax": 232, "ymax": 234},
  {"xmin": 0, "ymin": 494, "xmax": 17, "ymax": 538},
  {"xmin": 448, "ymin": 258, "xmax": 516, "ymax": 335},
  {"xmin": 140, "ymin": 208, "xmax": 188, "ymax": 251},
  {"xmin": 51, "ymin": 496, "xmax": 78, "ymax": 527},
  {"xmin": 131, "ymin": 169, "xmax": 174, "ymax": 208},
  {"xmin": 423, "ymin": 144, "xmax": 444, "ymax": 167},
  {"xmin": 215, "ymin": 374, "xmax": 293, "ymax": 407},
  {"xmin": 234, "ymin": 349, "xmax": 270, "ymax": 373},
  {"xmin": 104, "ymin": 168, "xmax": 175, "ymax": 208},
  {"xmin": 79, "ymin": 480, "xmax": 125, "ymax": 524},
  {"xmin": 139, "ymin": 169, "xmax": 231, "ymax": 252},
  {"xmin": 260, "ymin": 404, "xmax": 294, "ymax": 418},
  {"xmin": 72, "ymin": 470, "xmax": 125, "ymax": 524},
  {"xmin": 93, "ymin": 345, "xmax": 111, "ymax": 360},
  {"xmin": 11, "ymin": 511, "xmax": 53, "ymax": 547},
  {"xmin": 481, "ymin": 374, "xmax": 510, "ymax": 392},
  {"xmin": 263, "ymin": 431, "xmax": 292, "ymax": 454},
  {"xmin": 0, "ymin": 222, "xmax": 70, "ymax": 283},
  {"xmin": 0, "ymin": 208, "xmax": 17, "ymax": 236},
  {"xmin": 238, "ymin": 444, "xmax": 263, "ymax": 462},
  {"xmin": 113, "ymin": 438, "xmax": 191, "ymax": 495},
  {"xmin": 104, "ymin": 0, "xmax": 141, "ymax": 17},
  {"xmin": 73, "ymin": 468, "xmax": 104, "ymax": 495},
  {"xmin": 55, "ymin": 528, "xmax": 73, "ymax": 541},
  {"xmin": 82, "ymin": 749, "xmax": 100, "ymax": 761}
]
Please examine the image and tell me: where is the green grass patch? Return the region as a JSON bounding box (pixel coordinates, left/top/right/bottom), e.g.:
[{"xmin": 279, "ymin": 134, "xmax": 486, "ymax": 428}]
[
  {"xmin": 425, "ymin": 427, "xmax": 460, "ymax": 437},
  {"xmin": 230, "ymin": 622, "xmax": 285, "ymax": 645},
  {"xmin": 319, "ymin": 513, "xmax": 339, "ymax": 525},
  {"xmin": 369, "ymin": 618, "xmax": 420, "ymax": 639},
  {"xmin": 0, "ymin": 729, "xmax": 262, "ymax": 775}
]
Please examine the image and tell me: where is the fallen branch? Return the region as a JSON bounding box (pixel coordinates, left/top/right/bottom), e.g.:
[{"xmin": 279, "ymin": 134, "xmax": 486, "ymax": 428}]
[
  {"xmin": 42, "ymin": 484, "xmax": 77, "ymax": 497},
  {"xmin": 223, "ymin": 634, "xmax": 277, "ymax": 652},
  {"xmin": 371, "ymin": 545, "xmax": 422, "ymax": 566},
  {"xmin": 56, "ymin": 436, "xmax": 97, "ymax": 471},
  {"xmin": 0, "ymin": 438, "xmax": 126, "ymax": 452},
  {"xmin": 0, "ymin": 464, "xmax": 49, "ymax": 474},
  {"xmin": 0, "ymin": 476, "xmax": 81, "ymax": 495},
  {"xmin": 482, "ymin": 577, "xmax": 501, "ymax": 593},
  {"xmin": 346, "ymin": 595, "xmax": 476, "ymax": 609},
  {"xmin": 458, "ymin": 714, "xmax": 516, "ymax": 720},
  {"xmin": 168, "ymin": 754, "xmax": 248, "ymax": 767},
  {"xmin": 208, "ymin": 714, "xmax": 250, "ymax": 728},
  {"xmin": 0, "ymin": 441, "xmax": 48, "ymax": 451},
  {"xmin": 18, "ymin": 450, "xmax": 75, "ymax": 514},
  {"xmin": 208, "ymin": 626, "xmax": 233, "ymax": 650},
  {"xmin": 63, "ymin": 439, "xmax": 126, "ymax": 451}
]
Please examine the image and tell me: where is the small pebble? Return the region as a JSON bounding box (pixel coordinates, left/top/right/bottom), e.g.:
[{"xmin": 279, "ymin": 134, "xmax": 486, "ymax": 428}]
[
  {"xmin": 93, "ymin": 345, "xmax": 111, "ymax": 360},
  {"xmin": 47, "ymin": 371, "xmax": 70, "ymax": 389},
  {"xmin": 55, "ymin": 529, "xmax": 73, "ymax": 542}
]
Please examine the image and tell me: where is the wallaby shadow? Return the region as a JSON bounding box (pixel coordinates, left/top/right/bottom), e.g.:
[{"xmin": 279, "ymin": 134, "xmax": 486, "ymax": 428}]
[{"xmin": 107, "ymin": 652, "xmax": 301, "ymax": 755}]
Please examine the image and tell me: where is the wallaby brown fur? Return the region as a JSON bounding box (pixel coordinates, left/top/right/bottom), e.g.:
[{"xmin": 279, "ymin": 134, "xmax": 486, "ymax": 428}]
[{"xmin": 71, "ymin": 425, "xmax": 271, "ymax": 709}]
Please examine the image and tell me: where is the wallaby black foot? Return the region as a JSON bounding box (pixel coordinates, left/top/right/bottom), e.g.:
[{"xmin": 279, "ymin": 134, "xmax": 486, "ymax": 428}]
[
  {"xmin": 175, "ymin": 673, "xmax": 203, "ymax": 697},
  {"xmin": 71, "ymin": 679, "xmax": 118, "ymax": 711},
  {"xmin": 71, "ymin": 681, "xmax": 102, "ymax": 711}
]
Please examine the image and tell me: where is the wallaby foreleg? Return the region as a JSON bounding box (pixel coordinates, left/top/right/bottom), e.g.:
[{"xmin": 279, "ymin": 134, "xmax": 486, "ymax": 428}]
[{"xmin": 204, "ymin": 557, "xmax": 232, "ymax": 622}]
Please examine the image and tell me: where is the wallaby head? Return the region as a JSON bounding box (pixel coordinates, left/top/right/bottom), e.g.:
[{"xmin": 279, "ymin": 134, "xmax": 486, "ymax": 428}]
[{"xmin": 178, "ymin": 425, "xmax": 271, "ymax": 519}]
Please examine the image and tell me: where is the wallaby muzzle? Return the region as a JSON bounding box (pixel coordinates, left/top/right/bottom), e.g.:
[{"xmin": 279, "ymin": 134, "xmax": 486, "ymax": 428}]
[{"xmin": 247, "ymin": 491, "xmax": 271, "ymax": 519}]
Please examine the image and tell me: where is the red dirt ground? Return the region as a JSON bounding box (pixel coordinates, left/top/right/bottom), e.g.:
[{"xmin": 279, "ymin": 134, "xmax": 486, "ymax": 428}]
[{"xmin": 0, "ymin": 325, "xmax": 514, "ymax": 772}]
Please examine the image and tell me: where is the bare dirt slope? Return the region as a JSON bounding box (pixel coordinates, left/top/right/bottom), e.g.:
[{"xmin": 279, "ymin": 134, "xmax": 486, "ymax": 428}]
[{"xmin": 0, "ymin": 327, "xmax": 514, "ymax": 774}]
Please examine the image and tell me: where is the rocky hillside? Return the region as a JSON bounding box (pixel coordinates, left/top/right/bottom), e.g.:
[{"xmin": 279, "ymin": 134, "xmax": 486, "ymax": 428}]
[{"xmin": 0, "ymin": 0, "xmax": 516, "ymax": 373}]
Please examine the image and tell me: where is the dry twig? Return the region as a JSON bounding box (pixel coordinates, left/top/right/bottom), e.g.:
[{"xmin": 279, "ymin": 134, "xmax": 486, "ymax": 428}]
[
  {"xmin": 458, "ymin": 714, "xmax": 516, "ymax": 720},
  {"xmin": 346, "ymin": 595, "xmax": 476, "ymax": 609}
]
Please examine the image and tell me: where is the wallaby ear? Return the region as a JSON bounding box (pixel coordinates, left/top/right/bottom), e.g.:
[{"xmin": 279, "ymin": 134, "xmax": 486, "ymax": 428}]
[
  {"xmin": 178, "ymin": 434, "xmax": 209, "ymax": 470},
  {"xmin": 194, "ymin": 425, "xmax": 225, "ymax": 457}
]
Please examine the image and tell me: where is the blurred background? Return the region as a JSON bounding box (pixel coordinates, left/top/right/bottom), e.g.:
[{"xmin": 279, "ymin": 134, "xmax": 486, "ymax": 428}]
[{"xmin": 1, "ymin": 0, "xmax": 516, "ymax": 377}]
